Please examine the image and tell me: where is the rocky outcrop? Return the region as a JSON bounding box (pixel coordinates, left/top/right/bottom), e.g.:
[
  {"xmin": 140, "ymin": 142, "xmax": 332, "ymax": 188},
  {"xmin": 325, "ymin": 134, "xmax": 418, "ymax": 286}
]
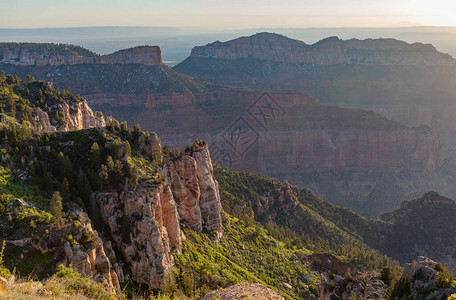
[
  {"xmin": 192, "ymin": 146, "xmax": 223, "ymax": 234},
  {"xmin": 0, "ymin": 43, "xmax": 162, "ymax": 66},
  {"xmin": 62, "ymin": 211, "xmax": 120, "ymax": 293},
  {"xmin": 55, "ymin": 99, "xmax": 106, "ymax": 131},
  {"xmin": 6, "ymin": 80, "xmax": 107, "ymax": 133},
  {"xmin": 166, "ymin": 156, "xmax": 202, "ymax": 232},
  {"xmin": 319, "ymin": 272, "xmax": 387, "ymax": 300},
  {"xmin": 94, "ymin": 181, "xmax": 181, "ymax": 289},
  {"xmin": 93, "ymin": 143, "xmax": 224, "ymax": 288},
  {"xmin": 202, "ymin": 283, "xmax": 285, "ymax": 300},
  {"xmin": 188, "ymin": 33, "xmax": 455, "ymax": 66},
  {"xmin": 138, "ymin": 131, "xmax": 162, "ymax": 162},
  {"xmin": 249, "ymin": 179, "xmax": 299, "ymax": 222},
  {"xmin": 397, "ymin": 256, "xmax": 456, "ymax": 299},
  {"xmin": 32, "ymin": 99, "xmax": 106, "ymax": 132},
  {"xmin": 402, "ymin": 257, "xmax": 438, "ymax": 296},
  {"xmin": 2, "ymin": 206, "xmax": 120, "ymax": 293},
  {"xmin": 165, "ymin": 144, "xmax": 223, "ymax": 237}
]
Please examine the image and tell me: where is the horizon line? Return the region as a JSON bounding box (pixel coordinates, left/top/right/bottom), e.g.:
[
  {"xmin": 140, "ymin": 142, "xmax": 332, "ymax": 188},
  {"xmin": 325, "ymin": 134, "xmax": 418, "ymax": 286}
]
[{"xmin": 2, "ymin": 24, "xmax": 456, "ymax": 30}]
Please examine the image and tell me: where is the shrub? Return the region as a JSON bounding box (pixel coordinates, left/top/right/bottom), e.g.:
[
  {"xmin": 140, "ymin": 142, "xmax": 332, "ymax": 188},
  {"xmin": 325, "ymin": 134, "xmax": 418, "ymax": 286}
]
[
  {"xmin": 46, "ymin": 265, "xmax": 115, "ymax": 300},
  {"xmin": 0, "ymin": 240, "xmax": 11, "ymax": 279}
]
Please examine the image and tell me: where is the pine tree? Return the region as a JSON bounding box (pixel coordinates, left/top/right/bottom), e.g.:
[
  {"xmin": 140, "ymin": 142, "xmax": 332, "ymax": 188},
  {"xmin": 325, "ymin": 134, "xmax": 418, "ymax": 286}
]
[{"xmin": 50, "ymin": 191, "xmax": 64, "ymax": 226}]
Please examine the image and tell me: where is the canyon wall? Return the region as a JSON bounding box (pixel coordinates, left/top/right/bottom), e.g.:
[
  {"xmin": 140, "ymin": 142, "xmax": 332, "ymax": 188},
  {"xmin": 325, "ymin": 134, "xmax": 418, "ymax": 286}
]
[
  {"xmin": 190, "ymin": 33, "xmax": 455, "ymax": 66},
  {"xmin": 82, "ymin": 88, "xmax": 448, "ymax": 216},
  {"xmin": 0, "ymin": 44, "xmax": 162, "ymax": 66},
  {"xmin": 2, "ymin": 41, "xmax": 455, "ymax": 216},
  {"xmin": 176, "ymin": 33, "xmax": 456, "ymax": 149}
]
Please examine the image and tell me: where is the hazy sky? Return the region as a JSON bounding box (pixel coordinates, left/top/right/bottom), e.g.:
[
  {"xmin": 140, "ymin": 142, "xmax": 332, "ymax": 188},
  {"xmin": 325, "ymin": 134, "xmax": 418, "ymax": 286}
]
[{"xmin": 2, "ymin": 0, "xmax": 456, "ymax": 28}]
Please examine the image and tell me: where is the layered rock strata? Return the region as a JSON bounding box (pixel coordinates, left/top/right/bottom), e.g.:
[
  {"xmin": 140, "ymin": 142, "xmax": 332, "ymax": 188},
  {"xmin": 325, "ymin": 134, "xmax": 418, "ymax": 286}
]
[
  {"xmin": 0, "ymin": 44, "xmax": 162, "ymax": 66},
  {"xmin": 94, "ymin": 183, "xmax": 180, "ymax": 289},
  {"xmin": 188, "ymin": 33, "xmax": 455, "ymax": 66}
]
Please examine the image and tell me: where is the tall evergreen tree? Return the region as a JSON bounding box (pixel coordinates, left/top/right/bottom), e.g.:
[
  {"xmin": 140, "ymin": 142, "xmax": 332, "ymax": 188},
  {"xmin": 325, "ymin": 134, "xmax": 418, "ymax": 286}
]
[{"xmin": 50, "ymin": 191, "xmax": 64, "ymax": 226}]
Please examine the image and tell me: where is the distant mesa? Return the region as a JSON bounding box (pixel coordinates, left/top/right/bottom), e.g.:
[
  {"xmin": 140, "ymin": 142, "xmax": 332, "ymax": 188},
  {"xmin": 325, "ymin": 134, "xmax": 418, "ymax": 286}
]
[
  {"xmin": 187, "ymin": 32, "xmax": 455, "ymax": 65},
  {"xmin": 0, "ymin": 43, "xmax": 163, "ymax": 66}
]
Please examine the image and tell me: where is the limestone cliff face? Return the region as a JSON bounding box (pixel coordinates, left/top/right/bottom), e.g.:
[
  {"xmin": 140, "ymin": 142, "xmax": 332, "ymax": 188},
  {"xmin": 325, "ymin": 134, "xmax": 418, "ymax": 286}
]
[
  {"xmin": 93, "ymin": 144, "xmax": 223, "ymax": 288},
  {"xmin": 57, "ymin": 99, "xmax": 106, "ymax": 131},
  {"xmin": 34, "ymin": 99, "xmax": 105, "ymax": 132},
  {"xmin": 63, "ymin": 211, "xmax": 120, "ymax": 293},
  {"xmin": 0, "ymin": 44, "xmax": 162, "ymax": 66},
  {"xmin": 165, "ymin": 144, "xmax": 223, "ymax": 237},
  {"xmin": 191, "ymin": 147, "xmax": 223, "ymax": 234},
  {"xmin": 94, "ymin": 182, "xmax": 180, "ymax": 289},
  {"xmin": 189, "ymin": 33, "xmax": 455, "ymax": 65},
  {"xmin": 166, "ymin": 156, "xmax": 202, "ymax": 232},
  {"xmin": 346, "ymin": 102, "xmax": 456, "ymax": 149},
  {"xmin": 256, "ymin": 126, "xmax": 441, "ymax": 173}
]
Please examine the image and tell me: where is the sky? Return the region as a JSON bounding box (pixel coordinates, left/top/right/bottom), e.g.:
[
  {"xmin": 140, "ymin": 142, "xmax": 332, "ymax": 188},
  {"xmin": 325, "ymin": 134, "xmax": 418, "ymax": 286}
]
[{"xmin": 2, "ymin": 0, "xmax": 456, "ymax": 28}]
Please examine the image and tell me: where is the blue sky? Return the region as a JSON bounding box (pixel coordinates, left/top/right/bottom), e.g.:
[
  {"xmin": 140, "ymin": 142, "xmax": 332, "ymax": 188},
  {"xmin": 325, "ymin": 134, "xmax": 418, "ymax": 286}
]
[{"xmin": 2, "ymin": 0, "xmax": 456, "ymax": 28}]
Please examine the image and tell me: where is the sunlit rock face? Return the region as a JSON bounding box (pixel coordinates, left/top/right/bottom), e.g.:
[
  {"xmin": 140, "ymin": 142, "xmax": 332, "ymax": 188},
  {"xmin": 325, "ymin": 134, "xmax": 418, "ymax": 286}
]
[
  {"xmin": 93, "ymin": 143, "xmax": 223, "ymax": 288},
  {"xmin": 165, "ymin": 144, "xmax": 223, "ymax": 237},
  {"xmin": 62, "ymin": 211, "xmax": 121, "ymax": 293},
  {"xmin": 93, "ymin": 182, "xmax": 181, "ymax": 289}
]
